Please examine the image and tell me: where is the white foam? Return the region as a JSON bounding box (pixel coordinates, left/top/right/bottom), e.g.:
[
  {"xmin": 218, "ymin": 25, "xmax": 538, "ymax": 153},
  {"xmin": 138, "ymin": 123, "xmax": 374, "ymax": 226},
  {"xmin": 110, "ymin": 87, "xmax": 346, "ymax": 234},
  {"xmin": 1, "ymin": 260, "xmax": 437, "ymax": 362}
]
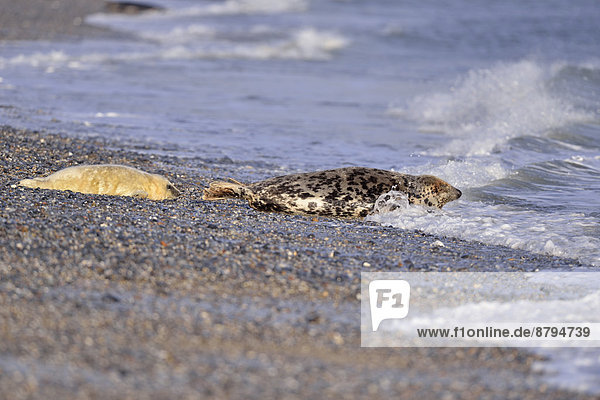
[
  {"xmin": 366, "ymin": 194, "xmax": 600, "ymax": 266},
  {"xmin": 248, "ymin": 28, "xmax": 348, "ymax": 60},
  {"xmin": 137, "ymin": 24, "xmax": 217, "ymax": 43},
  {"xmin": 0, "ymin": 28, "xmax": 348, "ymax": 69},
  {"xmin": 534, "ymin": 348, "xmax": 600, "ymax": 395},
  {"xmin": 396, "ymin": 158, "xmax": 509, "ymax": 188},
  {"xmin": 87, "ymin": 0, "xmax": 308, "ymax": 24},
  {"xmin": 177, "ymin": 0, "xmax": 309, "ymax": 16},
  {"xmin": 389, "ymin": 60, "xmax": 593, "ymax": 156},
  {"xmin": 0, "ymin": 51, "xmax": 70, "ymax": 69},
  {"xmin": 393, "ymin": 293, "xmax": 600, "ymax": 333},
  {"xmin": 159, "ymin": 28, "xmax": 348, "ymax": 61},
  {"xmin": 94, "ymin": 112, "xmax": 120, "ymax": 118},
  {"xmin": 370, "ymin": 191, "xmax": 411, "ymax": 215}
]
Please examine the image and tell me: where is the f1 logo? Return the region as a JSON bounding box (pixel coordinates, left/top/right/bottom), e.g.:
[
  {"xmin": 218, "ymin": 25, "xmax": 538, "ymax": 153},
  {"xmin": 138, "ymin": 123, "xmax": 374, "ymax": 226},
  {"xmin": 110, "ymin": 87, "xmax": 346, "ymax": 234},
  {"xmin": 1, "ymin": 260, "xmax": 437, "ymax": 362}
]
[{"xmin": 369, "ymin": 280, "xmax": 411, "ymax": 331}]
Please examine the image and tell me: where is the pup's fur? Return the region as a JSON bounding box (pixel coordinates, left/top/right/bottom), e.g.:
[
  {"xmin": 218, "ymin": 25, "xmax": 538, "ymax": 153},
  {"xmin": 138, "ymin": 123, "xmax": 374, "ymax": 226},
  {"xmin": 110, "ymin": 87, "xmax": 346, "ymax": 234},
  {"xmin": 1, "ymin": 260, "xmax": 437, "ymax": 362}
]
[{"xmin": 20, "ymin": 164, "xmax": 180, "ymax": 200}]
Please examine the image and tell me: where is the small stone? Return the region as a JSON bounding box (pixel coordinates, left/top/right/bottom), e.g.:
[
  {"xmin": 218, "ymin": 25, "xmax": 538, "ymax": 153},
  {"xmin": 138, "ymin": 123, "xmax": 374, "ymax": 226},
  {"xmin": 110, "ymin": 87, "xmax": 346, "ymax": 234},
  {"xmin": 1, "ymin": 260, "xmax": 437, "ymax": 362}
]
[{"xmin": 306, "ymin": 311, "xmax": 321, "ymax": 324}]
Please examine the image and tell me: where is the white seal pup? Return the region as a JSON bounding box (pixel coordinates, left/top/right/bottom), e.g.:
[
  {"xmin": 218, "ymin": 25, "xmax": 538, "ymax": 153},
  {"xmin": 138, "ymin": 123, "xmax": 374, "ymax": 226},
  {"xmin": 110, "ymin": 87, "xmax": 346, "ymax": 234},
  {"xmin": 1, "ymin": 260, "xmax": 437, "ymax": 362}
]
[
  {"xmin": 203, "ymin": 167, "xmax": 461, "ymax": 218},
  {"xmin": 19, "ymin": 164, "xmax": 180, "ymax": 200}
]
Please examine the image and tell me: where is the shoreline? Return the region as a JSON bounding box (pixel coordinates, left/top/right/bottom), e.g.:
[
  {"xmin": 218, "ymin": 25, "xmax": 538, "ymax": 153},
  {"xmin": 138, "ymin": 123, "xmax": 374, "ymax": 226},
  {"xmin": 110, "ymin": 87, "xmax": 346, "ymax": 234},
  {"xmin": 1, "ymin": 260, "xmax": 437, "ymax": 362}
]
[{"xmin": 0, "ymin": 125, "xmax": 593, "ymax": 399}]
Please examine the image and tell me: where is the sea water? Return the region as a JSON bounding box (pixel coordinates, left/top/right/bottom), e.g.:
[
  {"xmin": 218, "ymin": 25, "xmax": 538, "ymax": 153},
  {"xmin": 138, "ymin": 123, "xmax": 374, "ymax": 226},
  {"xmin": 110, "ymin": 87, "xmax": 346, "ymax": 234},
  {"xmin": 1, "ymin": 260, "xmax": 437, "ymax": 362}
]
[{"xmin": 1, "ymin": 0, "xmax": 599, "ymax": 392}]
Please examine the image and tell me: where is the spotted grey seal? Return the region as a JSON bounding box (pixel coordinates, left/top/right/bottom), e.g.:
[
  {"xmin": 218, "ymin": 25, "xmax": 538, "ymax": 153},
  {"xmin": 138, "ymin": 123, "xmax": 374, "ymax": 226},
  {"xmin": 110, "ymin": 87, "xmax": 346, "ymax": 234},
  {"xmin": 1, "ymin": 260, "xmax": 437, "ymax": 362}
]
[
  {"xmin": 203, "ymin": 167, "xmax": 461, "ymax": 218},
  {"xmin": 19, "ymin": 164, "xmax": 180, "ymax": 200}
]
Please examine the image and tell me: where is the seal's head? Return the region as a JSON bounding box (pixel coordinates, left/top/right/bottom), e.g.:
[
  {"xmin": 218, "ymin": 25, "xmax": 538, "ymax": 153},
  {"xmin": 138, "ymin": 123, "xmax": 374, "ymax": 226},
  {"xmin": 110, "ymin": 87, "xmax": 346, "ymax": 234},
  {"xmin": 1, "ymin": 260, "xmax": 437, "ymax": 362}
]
[
  {"xmin": 405, "ymin": 175, "xmax": 461, "ymax": 208},
  {"xmin": 154, "ymin": 180, "xmax": 180, "ymax": 200},
  {"xmin": 133, "ymin": 172, "xmax": 181, "ymax": 200}
]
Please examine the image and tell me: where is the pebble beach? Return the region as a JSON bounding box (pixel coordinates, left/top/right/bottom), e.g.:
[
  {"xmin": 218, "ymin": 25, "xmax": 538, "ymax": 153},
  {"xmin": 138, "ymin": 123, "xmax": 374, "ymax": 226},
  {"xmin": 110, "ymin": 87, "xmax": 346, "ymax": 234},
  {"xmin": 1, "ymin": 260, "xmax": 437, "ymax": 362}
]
[
  {"xmin": 0, "ymin": 1, "xmax": 597, "ymax": 399},
  {"xmin": 0, "ymin": 125, "xmax": 591, "ymax": 399}
]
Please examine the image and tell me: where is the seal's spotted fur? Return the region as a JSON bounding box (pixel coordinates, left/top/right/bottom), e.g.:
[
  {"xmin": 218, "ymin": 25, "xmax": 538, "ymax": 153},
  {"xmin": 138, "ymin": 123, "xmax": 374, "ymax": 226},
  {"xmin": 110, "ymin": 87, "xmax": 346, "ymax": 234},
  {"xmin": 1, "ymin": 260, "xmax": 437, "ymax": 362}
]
[{"xmin": 203, "ymin": 167, "xmax": 461, "ymax": 219}]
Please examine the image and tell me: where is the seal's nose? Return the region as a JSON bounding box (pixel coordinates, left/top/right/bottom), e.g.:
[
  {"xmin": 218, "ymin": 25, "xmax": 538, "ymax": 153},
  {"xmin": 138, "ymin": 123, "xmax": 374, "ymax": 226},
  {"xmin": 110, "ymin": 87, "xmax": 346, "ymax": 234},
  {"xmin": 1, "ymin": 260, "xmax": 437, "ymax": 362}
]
[{"xmin": 455, "ymin": 188, "xmax": 462, "ymax": 199}]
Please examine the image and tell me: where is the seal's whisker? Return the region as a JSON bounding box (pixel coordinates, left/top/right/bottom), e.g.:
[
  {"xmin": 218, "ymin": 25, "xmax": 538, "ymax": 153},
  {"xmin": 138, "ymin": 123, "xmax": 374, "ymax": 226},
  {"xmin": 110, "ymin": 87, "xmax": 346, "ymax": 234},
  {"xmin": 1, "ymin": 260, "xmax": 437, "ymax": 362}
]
[{"xmin": 227, "ymin": 178, "xmax": 244, "ymax": 185}]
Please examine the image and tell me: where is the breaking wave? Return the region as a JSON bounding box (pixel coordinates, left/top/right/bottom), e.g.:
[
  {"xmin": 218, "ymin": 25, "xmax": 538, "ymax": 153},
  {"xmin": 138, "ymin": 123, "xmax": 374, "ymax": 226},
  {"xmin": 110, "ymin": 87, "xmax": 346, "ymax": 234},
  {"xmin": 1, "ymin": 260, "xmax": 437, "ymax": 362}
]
[
  {"xmin": 0, "ymin": 28, "xmax": 348, "ymax": 69},
  {"xmin": 389, "ymin": 60, "xmax": 594, "ymax": 156}
]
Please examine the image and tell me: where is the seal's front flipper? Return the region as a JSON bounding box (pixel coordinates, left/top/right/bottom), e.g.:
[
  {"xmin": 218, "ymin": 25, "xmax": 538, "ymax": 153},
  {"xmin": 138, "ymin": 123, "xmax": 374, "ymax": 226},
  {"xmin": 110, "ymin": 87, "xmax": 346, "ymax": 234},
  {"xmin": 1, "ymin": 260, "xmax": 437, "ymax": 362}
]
[
  {"xmin": 203, "ymin": 180, "xmax": 250, "ymax": 200},
  {"xmin": 370, "ymin": 190, "xmax": 410, "ymax": 215}
]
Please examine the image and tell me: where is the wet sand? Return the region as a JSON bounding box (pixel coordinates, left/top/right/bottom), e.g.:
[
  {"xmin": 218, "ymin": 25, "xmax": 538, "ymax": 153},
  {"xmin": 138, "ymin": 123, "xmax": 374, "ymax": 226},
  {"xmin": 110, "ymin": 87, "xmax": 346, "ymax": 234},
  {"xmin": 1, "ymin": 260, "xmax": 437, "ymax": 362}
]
[{"xmin": 0, "ymin": 1, "xmax": 594, "ymax": 398}]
